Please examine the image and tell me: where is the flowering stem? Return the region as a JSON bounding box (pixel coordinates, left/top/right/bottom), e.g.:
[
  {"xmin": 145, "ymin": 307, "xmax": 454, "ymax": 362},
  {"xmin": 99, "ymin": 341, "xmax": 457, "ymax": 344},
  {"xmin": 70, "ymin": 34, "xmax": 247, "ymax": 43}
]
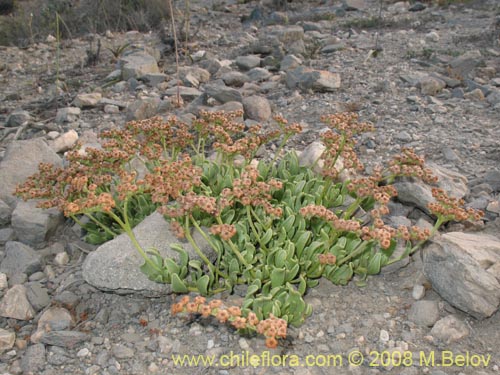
[
  {"xmin": 271, "ymin": 135, "xmax": 290, "ymax": 166},
  {"xmin": 184, "ymin": 216, "xmax": 217, "ymax": 273},
  {"xmin": 343, "ymin": 197, "xmax": 364, "ymax": 220},
  {"xmin": 189, "ymin": 216, "xmax": 229, "ymax": 280},
  {"xmin": 83, "ymin": 212, "xmax": 119, "ymax": 238},
  {"xmin": 246, "ymin": 206, "xmax": 268, "ymax": 253},
  {"xmin": 215, "ymin": 216, "xmax": 250, "ymax": 267},
  {"xmin": 106, "ymin": 210, "xmax": 163, "ymax": 273}
]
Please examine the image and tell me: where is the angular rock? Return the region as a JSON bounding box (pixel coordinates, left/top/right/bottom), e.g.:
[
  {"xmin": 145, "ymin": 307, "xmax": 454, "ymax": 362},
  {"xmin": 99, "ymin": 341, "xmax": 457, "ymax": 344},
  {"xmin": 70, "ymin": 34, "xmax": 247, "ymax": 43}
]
[
  {"xmin": 286, "ymin": 66, "xmax": 341, "ymax": 92},
  {"xmin": 50, "ymin": 130, "xmax": 79, "ymax": 153},
  {"xmin": 39, "ymin": 331, "xmax": 89, "ymax": 349},
  {"xmin": 164, "ymin": 86, "xmax": 203, "ymax": 100},
  {"xmin": 0, "ymin": 138, "xmax": 62, "ymax": 207},
  {"xmin": 243, "ymin": 95, "xmax": 272, "ymax": 122},
  {"xmin": 487, "ymin": 90, "xmax": 500, "ymax": 107},
  {"xmin": 21, "ymin": 344, "xmax": 46, "ymax": 374},
  {"xmin": 280, "ymin": 54, "xmax": 302, "ymax": 72},
  {"xmin": 120, "ymin": 52, "xmax": 159, "ymax": 80},
  {"xmin": 483, "ymin": 170, "xmax": 500, "ymax": 192},
  {"xmin": 449, "ymin": 50, "xmax": 483, "ymax": 79},
  {"xmin": 0, "ymin": 199, "xmax": 12, "ymax": 226},
  {"xmin": 0, "ymin": 241, "xmax": 42, "ymax": 277},
  {"xmin": 73, "ymin": 92, "xmax": 102, "ymax": 108},
  {"xmin": 82, "ymin": 212, "xmax": 217, "ymax": 296},
  {"xmin": 204, "ymin": 83, "xmax": 243, "ymax": 103},
  {"xmin": 247, "ymin": 67, "xmax": 272, "ymax": 82},
  {"xmin": 26, "ymin": 282, "xmax": 50, "ymax": 311},
  {"xmin": 198, "ymin": 58, "xmax": 222, "ymax": 75},
  {"xmin": 430, "ymin": 315, "xmax": 469, "ymax": 344},
  {"xmin": 408, "ymin": 300, "xmax": 440, "ymax": 327},
  {"xmin": 423, "ymin": 232, "xmax": 500, "ymax": 319},
  {"xmin": 126, "ymin": 97, "xmax": 161, "ymax": 121},
  {"xmin": 0, "ymin": 328, "xmax": 15, "ymax": 353},
  {"xmin": 0, "ymin": 284, "xmax": 35, "ymax": 320},
  {"xmin": 235, "ymin": 55, "xmax": 261, "ymax": 71},
  {"xmin": 6, "ymin": 109, "xmax": 32, "ymax": 127},
  {"xmin": 179, "ymin": 66, "xmax": 211, "ymax": 84},
  {"xmin": 38, "ymin": 307, "xmax": 75, "ymax": 332},
  {"xmin": 11, "ymin": 200, "xmax": 64, "ymax": 248},
  {"xmin": 141, "ymin": 73, "xmax": 167, "ymax": 87},
  {"xmin": 55, "ymin": 107, "xmax": 81, "ymax": 123},
  {"xmin": 222, "ymin": 71, "xmax": 249, "ymax": 88},
  {"xmin": 409, "ymin": 2, "xmax": 426, "ymax": 11},
  {"xmin": 343, "ymin": 0, "xmax": 368, "ymax": 11}
]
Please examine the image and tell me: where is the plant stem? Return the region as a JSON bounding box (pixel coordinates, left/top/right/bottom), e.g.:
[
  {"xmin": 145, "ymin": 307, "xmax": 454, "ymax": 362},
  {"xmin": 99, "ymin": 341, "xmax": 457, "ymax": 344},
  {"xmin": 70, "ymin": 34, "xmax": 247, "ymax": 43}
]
[
  {"xmin": 336, "ymin": 241, "xmax": 369, "ymax": 267},
  {"xmin": 83, "ymin": 212, "xmax": 118, "ymax": 238},
  {"xmin": 215, "ymin": 216, "xmax": 251, "ymax": 267},
  {"xmin": 185, "ymin": 216, "xmax": 230, "ymax": 282},
  {"xmin": 246, "ymin": 206, "xmax": 268, "ymax": 253},
  {"xmin": 343, "ymin": 197, "xmax": 364, "ymax": 219},
  {"xmin": 106, "ymin": 210, "xmax": 162, "ymax": 273}
]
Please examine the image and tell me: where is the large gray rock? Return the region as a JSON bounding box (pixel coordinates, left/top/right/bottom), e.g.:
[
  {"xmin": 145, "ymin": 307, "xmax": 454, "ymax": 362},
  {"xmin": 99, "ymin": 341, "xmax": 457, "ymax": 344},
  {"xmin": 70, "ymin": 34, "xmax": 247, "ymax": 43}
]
[
  {"xmin": 423, "ymin": 232, "xmax": 500, "ymax": 319},
  {"xmin": 0, "ymin": 284, "xmax": 35, "ymax": 320},
  {"xmin": 11, "ymin": 200, "xmax": 64, "ymax": 248},
  {"xmin": 204, "ymin": 83, "xmax": 243, "ymax": 103},
  {"xmin": 286, "ymin": 66, "xmax": 341, "ymax": 92},
  {"xmin": 120, "ymin": 52, "xmax": 159, "ymax": 80},
  {"xmin": 235, "ymin": 55, "xmax": 261, "ymax": 71},
  {"xmin": 394, "ymin": 163, "xmax": 468, "ymax": 214},
  {"xmin": 448, "ymin": 50, "xmax": 483, "ymax": 79},
  {"xmin": 165, "ymin": 86, "xmax": 203, "ymax": 100},
  {"xmin": 21, "ymin": 344, "xmax": 46, "ymax": 374},
  {"xmin": 82, "ymin": 212, "xmax": 216, "ymax": 296},
  {"xmin": 38, "ymin": 331, "xmax": 89, "ymax": 349},
  {"xmin": 222, "ymin": 71, "xmax": 249, "ymax": 88},
  {"xmin": 0, "ymin": 241, "xmax": 42, "ymax": 277},
  {"xmin": 0, "ymin": 138, "xmax": 62, "ymax": 207}
]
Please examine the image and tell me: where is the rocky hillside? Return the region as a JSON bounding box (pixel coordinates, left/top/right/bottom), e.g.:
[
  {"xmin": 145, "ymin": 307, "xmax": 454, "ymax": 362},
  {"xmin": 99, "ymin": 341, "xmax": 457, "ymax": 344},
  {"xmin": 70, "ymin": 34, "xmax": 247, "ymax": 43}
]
[{"xmin": 0, "ymin": 0, "xmax": 500, "ymax": 374}]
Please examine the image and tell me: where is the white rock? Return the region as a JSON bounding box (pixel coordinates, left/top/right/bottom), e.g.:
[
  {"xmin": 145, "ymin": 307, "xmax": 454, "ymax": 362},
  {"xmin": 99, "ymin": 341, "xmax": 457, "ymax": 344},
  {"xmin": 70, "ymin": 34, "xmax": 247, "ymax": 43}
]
[
  {"xmin": 77, "ymin": 348, "xmax": 90, "ymax": 357},
  {"xmin": 51, "ymin": 130, "xmax": 78, "ymax": 153},
  {"xmin": 54, "ymin": 252, "xmax": 70, "ymax": 266},
  {"xmin": 412, "ymin": 285, "xmax": 426, "ymax": 300},
  {"xmin": 379, "ymin": 329, "xmax": 390, "ymax": 342}
]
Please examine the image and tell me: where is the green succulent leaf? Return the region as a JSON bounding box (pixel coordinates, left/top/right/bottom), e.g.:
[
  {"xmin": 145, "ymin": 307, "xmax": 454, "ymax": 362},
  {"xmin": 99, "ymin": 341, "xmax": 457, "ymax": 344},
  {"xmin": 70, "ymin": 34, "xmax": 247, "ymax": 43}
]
[
  {"xmin": 271, "ymin": 267, "xmax": 286, "ymax": 288},
  {"xmin": 367, "ymin": 252, "xmax": 383, "ymax": 275},
  {"xmin": 196, "ymin": 275, "xmax": 210, "ymax": 295},
  {"xmin": 171, "ymin": 273, "xmax": 189, "ymax": 293}
]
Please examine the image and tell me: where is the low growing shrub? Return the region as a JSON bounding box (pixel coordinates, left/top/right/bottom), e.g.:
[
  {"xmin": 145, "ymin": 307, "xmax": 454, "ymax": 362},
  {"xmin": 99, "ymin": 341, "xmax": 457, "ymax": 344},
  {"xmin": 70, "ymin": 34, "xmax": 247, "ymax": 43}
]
[{"xmin": 15, "ymin": 111, "xmax": 482, "ymax": 347}]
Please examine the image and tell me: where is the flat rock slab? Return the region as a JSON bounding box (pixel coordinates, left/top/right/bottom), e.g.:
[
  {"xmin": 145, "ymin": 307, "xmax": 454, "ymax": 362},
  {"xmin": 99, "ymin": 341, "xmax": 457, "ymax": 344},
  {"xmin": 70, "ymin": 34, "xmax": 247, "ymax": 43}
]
[
  {"xmin": 82, "ymin": 212, "xmax": 215, "ymax": 297},
  {"xmin": 423, "ymin": 232, "xmax": 500, "ymax": 319}
]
